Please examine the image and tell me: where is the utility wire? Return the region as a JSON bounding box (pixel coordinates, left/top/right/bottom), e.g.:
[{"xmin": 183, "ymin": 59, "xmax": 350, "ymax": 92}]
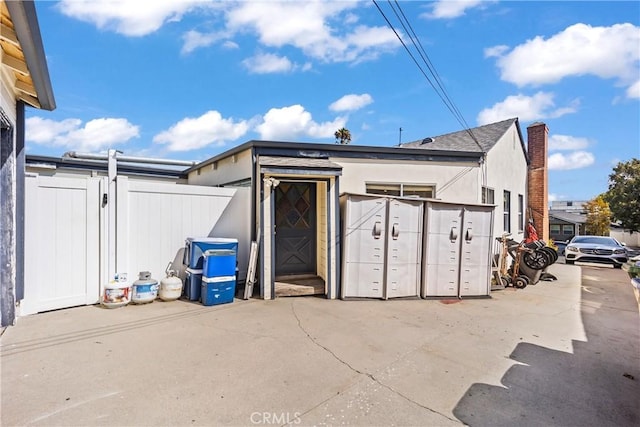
[{"xmin": 373, "ymin": 0, "xmax": 484, "ymax": 153}]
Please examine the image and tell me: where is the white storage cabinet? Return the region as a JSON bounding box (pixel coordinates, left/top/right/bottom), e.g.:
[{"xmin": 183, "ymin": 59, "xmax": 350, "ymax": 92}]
[
  {"xmin": 422, "ymin": 201, "xmax": 494, "ymax": 298},
  {"xmin": 340, "ymin": 194, "xmax": 423, "ymax": 299}
]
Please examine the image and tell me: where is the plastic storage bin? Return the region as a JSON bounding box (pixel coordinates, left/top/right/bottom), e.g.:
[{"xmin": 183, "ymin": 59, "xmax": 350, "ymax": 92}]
[
  {"xmin": 184, "ymin": 268, "xmax": 203, "ymax": 301},
  {"xmin": 201, "ymin": 276, "xmax": 236, "ymax": 306},
  {"xmin": 184, "ymin": 237, "xmax": 238, "ymax": 269},
  {"xmin": 203, "ymin": 249, "xmax": 237, "ymax": 278}
]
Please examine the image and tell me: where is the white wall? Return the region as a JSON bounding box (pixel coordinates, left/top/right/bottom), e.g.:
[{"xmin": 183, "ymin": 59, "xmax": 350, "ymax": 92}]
[
  {"xmin": 610, "ymin": 229, "xmax": 640, "ymax": 247},
  {"xmin": 188, "ymin": 148, "xmax": 253, "ymax": 186},
  {"xmin": 485, "ymin": 124, "xmax": 529, "ymax": 242},
  {"xmin": 332, "ymin": 158, "xmax": 481, "ymax": 203}
]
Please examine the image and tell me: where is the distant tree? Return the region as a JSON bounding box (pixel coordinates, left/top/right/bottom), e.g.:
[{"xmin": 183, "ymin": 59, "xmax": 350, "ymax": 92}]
[
  {"xmin": 334, "ymin": 128, "xmax": 351, "ymax": 145},
  {"xmin": 604, "ymin": 158, "xmax": 640, "ymax": 232},
  {"xmin": 584, "ymin": 195, "xmax": 611, "ymax": 236}
]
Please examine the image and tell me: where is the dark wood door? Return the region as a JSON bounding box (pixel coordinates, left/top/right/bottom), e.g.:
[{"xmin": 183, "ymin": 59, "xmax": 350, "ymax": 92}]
[{"xmin": 274, "ymin": 182, "xmax": 316, "ymax": 276}]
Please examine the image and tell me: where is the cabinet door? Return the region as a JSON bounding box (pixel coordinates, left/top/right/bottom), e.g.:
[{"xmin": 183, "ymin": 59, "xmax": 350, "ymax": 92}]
[
  {"xmin": 341, "ymin": 195, "xmax": 386, "ymax": 298},
  {"xmin": 422, "ymin": 204, "xmax": 462, "ymax": 297},
  {"xmin": 459, "ymin": 207, "xmax": 494, "ymax": 297},
  {"xmin": 386, "ymin": 199, "xmax": 423, "ymax": 298}
]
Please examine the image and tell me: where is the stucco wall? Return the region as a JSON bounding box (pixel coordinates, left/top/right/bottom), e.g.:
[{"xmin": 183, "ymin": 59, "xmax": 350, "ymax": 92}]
[
  {"xmin": 485, "ymin": 124, "xmax": 529, "ymax": 242},
  {"xmin": 187, "ymin": 148, "xmax": 252, "ymax": 186},
  {"xmin": 332, "ymin": 158, "xmax": 481, "ymax": 203}
]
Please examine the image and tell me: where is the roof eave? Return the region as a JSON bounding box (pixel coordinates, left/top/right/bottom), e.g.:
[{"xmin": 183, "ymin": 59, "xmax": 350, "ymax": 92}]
[
  {"xmin": 6, "ymin": 0, "xmax": 56, "ymax": 111},
  {"xmin": 185, "ymin": 140, "xmax": 483, "ymax": 174}
]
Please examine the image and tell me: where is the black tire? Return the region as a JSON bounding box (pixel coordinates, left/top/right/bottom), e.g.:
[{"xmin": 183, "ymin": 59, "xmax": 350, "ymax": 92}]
[
  {"xmin": 523, "ymin": 251, "xmax": 548, "ymax": 270},
  {"xmin": 613, "ymin": 263, "xmax": 622, "ymax": 269},
  {"xmin": 566, "ymin": 260, "xmax": 575, "ymax": 265},
  {"xmin": 500, "ymin": 277, "xmax": 510, "ymax": 288},
  {"xmin": 541, "ymin": 247, "xmax": 559, "ymax": 263}
]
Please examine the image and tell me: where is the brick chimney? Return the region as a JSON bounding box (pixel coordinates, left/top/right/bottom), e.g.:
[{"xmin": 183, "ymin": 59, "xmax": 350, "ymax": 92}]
[{"xmin": 527, "ymin": 122, "xmax": 549, "ymax": 242}]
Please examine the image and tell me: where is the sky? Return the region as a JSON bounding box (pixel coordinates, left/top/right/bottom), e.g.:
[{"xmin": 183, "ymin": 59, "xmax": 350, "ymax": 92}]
[{"xmin": 25, "ymin": 0, "xmax": 640, "ymax": 202}]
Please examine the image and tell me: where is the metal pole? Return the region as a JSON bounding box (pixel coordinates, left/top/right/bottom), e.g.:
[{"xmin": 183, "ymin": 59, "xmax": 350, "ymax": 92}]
[
  {"xmin": 399, "ymin": 127, "xmax": 403, "ymax": 146},
  {"xmin": 107, "ymin": 149, "xmax": 117, "ymax": 280}
]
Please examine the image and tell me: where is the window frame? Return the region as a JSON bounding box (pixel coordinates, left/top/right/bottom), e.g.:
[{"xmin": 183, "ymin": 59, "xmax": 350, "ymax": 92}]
[
  {"xmin": 365, "ymin": 182, "xmax": 435, "ymax": 199},
  {"xmin": 503, "ymin": 190, "xmax": 511, "ymax": 233},
  {"xmin": 518, "ymin": 194, "xmax": 524, "ymax": 232}
]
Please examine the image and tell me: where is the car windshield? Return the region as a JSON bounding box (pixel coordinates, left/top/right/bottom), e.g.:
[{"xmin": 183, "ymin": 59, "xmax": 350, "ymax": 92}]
[{"xmin": 571, "ymin": 236, "xmax": 619, "ymax": 246}]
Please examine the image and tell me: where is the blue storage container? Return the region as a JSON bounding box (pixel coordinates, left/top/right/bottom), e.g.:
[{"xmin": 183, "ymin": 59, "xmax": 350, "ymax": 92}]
[
  {"xmin": 184, "ymin": 237, "xmax": 238, "ymax": 269},
  {"xmin": 183, "ymin": 268, "xmax": 203, "ymax": 301},
  {"xmin": 201, "ymin": 276, "xmax": 236, "ymax": 306},
  {"xmin": 203, "ymin": 249, "xmax": 237, "ymax": 278}
]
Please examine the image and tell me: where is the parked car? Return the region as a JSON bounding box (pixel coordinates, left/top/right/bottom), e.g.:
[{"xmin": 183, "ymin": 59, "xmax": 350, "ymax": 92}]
[
  {"xmin": 565, "ymin": 235, "xmax": 628, "ymax": 268},
  {"xmin": 553, "ymin": 240, "xmax": 568, "ymax": 256}
]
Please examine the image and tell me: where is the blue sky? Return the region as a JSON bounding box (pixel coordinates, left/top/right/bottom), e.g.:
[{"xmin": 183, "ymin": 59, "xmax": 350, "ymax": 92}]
[{"xmin": 26, "ymin": 0, "xmax": 640, "ymax": 202}]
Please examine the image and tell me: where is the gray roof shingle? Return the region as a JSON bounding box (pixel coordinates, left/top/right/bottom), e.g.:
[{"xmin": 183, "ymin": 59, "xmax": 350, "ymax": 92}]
[{"xmin": 399, "ymin": 118, "xmax": 518, "ymax": 153}]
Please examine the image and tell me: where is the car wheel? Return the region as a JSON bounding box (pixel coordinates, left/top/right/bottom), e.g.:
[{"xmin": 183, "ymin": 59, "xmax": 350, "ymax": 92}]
[
  {"xmin": 566, "ymin": 260, "xmax": 575, "ymax": 265},
  {"xmin": 613, "ymin": 263, "xmax": 622, "ymax": 269}
]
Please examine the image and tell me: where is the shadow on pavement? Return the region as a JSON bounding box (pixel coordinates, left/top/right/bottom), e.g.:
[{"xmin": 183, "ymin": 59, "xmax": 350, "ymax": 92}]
[{"xmin": 453, "ymin": 269, "xmax": 640, "ymax": 426}]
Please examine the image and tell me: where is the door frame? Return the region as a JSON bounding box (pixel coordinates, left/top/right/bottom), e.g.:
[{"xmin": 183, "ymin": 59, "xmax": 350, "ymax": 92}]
[
  {"xmin": 273, "ymin": 180, "xmax": 317, "ymax": 278},
  {"xmin": 259, "ymin": 172, "xmax": 340, "ymax": 300}
]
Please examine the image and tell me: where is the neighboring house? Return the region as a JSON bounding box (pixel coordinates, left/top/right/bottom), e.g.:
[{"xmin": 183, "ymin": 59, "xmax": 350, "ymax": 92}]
[
  {"xmin": 1, "ymin": 0, "xmax": 56, "ymax": 327},
  {"xmin": 185, "ymin": 117, "xmax": 541, "ymax": 300},
  {"xmin": 549, "ymin": 210, "xmax": 586, "ymax": 242}
]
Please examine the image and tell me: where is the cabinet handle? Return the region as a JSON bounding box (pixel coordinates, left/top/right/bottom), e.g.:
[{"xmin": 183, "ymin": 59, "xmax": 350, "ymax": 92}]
[
  {"xmin": 450, "ymin": 226, "xmax": 458, "ymax": 241},
  {"xmin": 466, "ymin": 228, "xmax": 473, "ymax": 241},
  {"xmin": 373, "ymin": 221, "xmax": 382, "ymax": 239},
  {"xmin": 392, "ymin": 223, "xmax": 399, "ymax": 239}
]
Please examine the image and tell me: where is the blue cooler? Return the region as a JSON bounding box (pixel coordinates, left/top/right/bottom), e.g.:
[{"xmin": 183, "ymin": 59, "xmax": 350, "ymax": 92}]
[
  {"xmin": 184, "ymin": 237, "xmax": 238, "ymax": 269},
  {"xmin": 183, "ymin": 268, "xmax": 203, "ymax": 301},
  {"xmin": 201, "ymin": 276, "xmax": 236, "ymax": 306},
  {"xmin": 203, "ymin": 249, "xmax": 237, "ymax": 278}
]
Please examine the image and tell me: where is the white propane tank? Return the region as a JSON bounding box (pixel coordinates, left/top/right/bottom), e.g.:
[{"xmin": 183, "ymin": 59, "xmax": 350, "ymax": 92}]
[
  {"xmin": 159, "ymin": 262, "xmax": 183, "ymax": 301},
  {"xmin": 102, "ymin": 274, "xmax": 131, "ymax": 309},
  {"xmin": 131, "ymin": 271, "xmax": 159, "ymax": 304}
]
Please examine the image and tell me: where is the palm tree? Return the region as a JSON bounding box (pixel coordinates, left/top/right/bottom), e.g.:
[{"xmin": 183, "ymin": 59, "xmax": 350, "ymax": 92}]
[{"xmin": 334, "ymin": 127, "xmax": 352, "ymax": 145}]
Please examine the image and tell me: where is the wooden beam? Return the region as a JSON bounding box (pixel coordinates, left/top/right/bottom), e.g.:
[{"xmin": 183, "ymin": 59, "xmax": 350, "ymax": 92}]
[
  {"xmin": 15, "ymin": 79, "xmax": 36, "ymax": 97},
  {"xmin": 17, "ymin": 93, "xmax": 40, "ymax": 109},
  {"xmin": 1, "ymin": 50, "xmax": 28, "ymax": 75},
  {"xmin": 0, "ymin": 22, "xmax": 19, "ymax": 46}
]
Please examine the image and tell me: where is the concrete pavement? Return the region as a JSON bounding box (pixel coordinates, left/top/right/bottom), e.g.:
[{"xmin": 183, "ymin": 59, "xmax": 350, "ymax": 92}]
[{"xmin": 1, "ymin": 263, "xmax": 639, "ymax": 426}]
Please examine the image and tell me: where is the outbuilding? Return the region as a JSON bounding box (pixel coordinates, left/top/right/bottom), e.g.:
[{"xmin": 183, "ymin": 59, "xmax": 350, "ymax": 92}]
[{"xmin": 186, "ymin": 117, "xmax": 539, "ymax": 300}]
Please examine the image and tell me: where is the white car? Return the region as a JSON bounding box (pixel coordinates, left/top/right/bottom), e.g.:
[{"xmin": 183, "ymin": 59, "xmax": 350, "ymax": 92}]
[{"xmin": 565, "ymin": 235, "xmax": 628, "ymax": 268}]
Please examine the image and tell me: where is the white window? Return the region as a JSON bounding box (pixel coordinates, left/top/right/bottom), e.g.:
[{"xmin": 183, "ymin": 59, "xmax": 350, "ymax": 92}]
[
  {"xmin": 482, "ymin": 187, "xmax": 495, "ymax": 204},
  {"xmin": 503, "ymin": 190, "xmax": 511, "ymax": 232},
  {"xmin": 366, "ymin": 183, "xmax": 434, "ymax": 199}
]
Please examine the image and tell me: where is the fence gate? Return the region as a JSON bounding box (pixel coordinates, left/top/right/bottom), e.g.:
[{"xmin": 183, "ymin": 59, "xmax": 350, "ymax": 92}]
[{"xmin": 21, "ymin": 175, "xmax": 101, "ymax": 315}]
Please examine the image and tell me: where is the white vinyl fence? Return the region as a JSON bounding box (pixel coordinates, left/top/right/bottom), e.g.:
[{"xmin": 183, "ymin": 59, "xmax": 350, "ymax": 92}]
[{"xmin": 21, "ymin": 174, "xmax": 250, "ymax": 316}]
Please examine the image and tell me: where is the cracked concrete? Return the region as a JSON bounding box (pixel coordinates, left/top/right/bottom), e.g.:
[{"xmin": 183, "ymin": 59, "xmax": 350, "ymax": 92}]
[{"xmin": 2, "ymin": 263, "xmax": 638, "ymax": 426}]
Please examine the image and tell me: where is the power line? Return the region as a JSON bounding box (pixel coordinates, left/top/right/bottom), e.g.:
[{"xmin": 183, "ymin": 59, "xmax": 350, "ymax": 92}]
[{"xmin": 372, "ymin": 0, "xmax": 484, "ymax": 153}]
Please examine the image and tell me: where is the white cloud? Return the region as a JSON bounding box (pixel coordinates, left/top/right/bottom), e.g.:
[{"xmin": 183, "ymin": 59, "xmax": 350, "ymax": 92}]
[
  {"xmin": 153, "ymin": 111, "xmax": 249, "ymax": 151},
  {"xmin": 548, "ymin": 151, "xmax": 595, "ymax": 170},
  {"xmin": 255, "ymin": 105, "xmax": 346, "ymax": 141},
  {"xmin": 549, "ymin": 134, "xmax": 590, "ymax": 151},
  {"xmin": 489, "ymin": 23, "xmax": 640, "ymax": 95},
  {"xmin": 548, "ymin": 193, "xmax": 559, "ymax": 203},
  {"xmin": 57, "ymin": 0, "xmax": 207, "ymax": 37},
  {"xmin": 329, "ymin": 94, "xmax": 374, "ymax": 112},
  {"xmin": 181, "ymin": 30, "xmax": 226, "ymax": 55},
  {"xmin": 627, "ymin": 80, "xmax": 640, "ymax": 99},
  {"xmin": 477, "ymin": 92, "xmax": 578, "ymax": 124},
  {"xmin": 26, "ymin": 117, "xmax": 139, "ymax": 151},
  {"xmin": 484, "ymin": 45, "xmax": 509, "ymax": 58},
  {"xmin": 225, "ymin": 2, "xmax": 399, "ymax": 64},
  {"xmin": 58, "ymin": 1, "xmax": 401, "ymax": 66},
  {"xmin": 423, "ymin": 0, "xmax": 494, "ymax": 19},
  {"xmin": 242, "ymin": 53, "xmax": 294, "ymax": 74}
]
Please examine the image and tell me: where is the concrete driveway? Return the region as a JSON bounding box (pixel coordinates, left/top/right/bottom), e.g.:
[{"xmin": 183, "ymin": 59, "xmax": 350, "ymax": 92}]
[{"xmin": 2, "ymin": 263, "xmax": 638, "ymax": 426}]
